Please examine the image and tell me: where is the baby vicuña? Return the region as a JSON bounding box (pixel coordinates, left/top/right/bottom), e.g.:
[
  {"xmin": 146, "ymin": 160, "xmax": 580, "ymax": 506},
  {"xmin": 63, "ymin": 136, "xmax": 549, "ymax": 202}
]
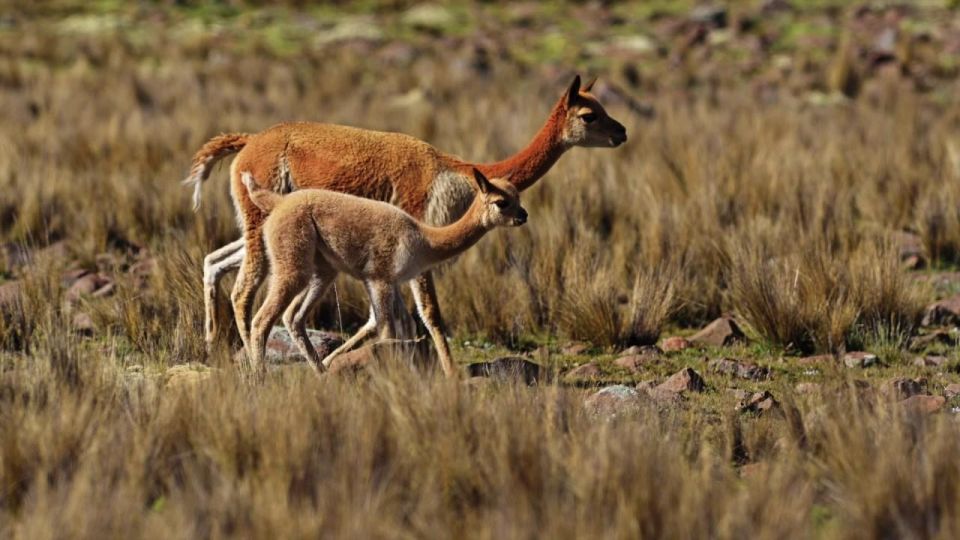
[{"xmin": 243, "ymin": 168, "xmax": 527, "ymax": 375}]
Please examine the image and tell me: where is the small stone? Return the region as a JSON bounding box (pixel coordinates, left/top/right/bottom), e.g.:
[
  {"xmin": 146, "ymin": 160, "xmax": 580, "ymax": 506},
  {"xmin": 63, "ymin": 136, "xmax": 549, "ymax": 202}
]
[
  {"xmin": 901, "ymin": 395, "xmax": 945, "ymax": 415},
  {"xmin": 656, "ymin": 367, "xmax": 705, "ymax": 394},
  {"xmin": 466, "ymin": 357, "xmax": 543, "ymax": 385},
  {"xmin": 945, "ymin": 383, "xmax": 960, "ymax": 400},
  {"xmin": 797, "ymin": 354, "xmax": 834, "ymax": 365},
  {"xmin": 561, "ymin": 342, "xmax": 591, "ymax": 355},
  {"xmin": 327, "ymin": 338, "xmax": 432, "ymax": 376},
  {"xmin": 265, "ymin": 327, "xmax": 345, "ymax": 365},
  {"xmin": 689, "ymin": 317, "xmax": 747, "ymax": 347},
  {"xmin": 660, "ymin": 336, "xmax": 691, "ymax": 352},
  {"xmin": 737, "ymin": 391, "xmax": 779, "ymax": 414},
  {"xmin": 563, "ymin": 362, "xmax": 602, "ymax": 382},
  {"xmin": 614, "ymin": 354, "xmax": 658, "ymax": 373},
  {"xmin": 709, "ymin": 358, "xmax": 768, "ymax": 380},
  {"xmin": 620, "ymin": 345, "xmax": 661, "ymax": 356},
  {"xmin": 843, "ymin": 352, "xmax": 878, "ymax": 369},
  {"xmin": 584, "ymin": 385, "xmax": 646, "ymax": 418},
  {"xmin": 690, "ymin": 5, "xmax": 727, "ymax": 28}
]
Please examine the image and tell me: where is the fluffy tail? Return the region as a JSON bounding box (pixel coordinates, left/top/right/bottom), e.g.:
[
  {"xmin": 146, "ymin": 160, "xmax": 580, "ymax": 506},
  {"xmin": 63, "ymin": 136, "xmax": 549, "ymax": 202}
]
[
  {"xmin": 241, "ymin": 171, "xmax": 283, "ymax": 213},
  {"xmin": 182, "ymin": 133, "xmax": 250, "ymax": 211}
]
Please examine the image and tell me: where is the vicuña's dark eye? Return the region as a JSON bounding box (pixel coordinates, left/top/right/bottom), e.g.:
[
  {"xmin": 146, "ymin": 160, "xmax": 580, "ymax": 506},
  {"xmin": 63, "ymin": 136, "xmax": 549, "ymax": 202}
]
[
  {"xmin": 494, "ymin": 200, "xmax": 508, "ymax": 209},
  {"xmin": 580, "ymin": 112, "xmax": 597, "ymax": 123}
]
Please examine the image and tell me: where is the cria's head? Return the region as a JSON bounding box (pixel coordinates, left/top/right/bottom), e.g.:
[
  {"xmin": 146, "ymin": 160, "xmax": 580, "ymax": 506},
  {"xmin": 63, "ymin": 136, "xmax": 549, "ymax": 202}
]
[
  {"xmin": 471, "ymin": 168, "xmax": 527, "ymax": 228},
  {"xmin": 559, "ymin": 75, "xmax": 627, "ymax": 149}
]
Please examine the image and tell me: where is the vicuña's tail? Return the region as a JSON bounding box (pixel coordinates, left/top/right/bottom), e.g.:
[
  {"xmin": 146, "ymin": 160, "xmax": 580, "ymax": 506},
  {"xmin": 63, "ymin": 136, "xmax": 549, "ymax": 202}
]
[
  {"xmin": 182, "ymin": 133, "xmax": 250, "ymax": 211},
  {"xmin": 241, "ymin": 171, "xmax": 282, "ymax": 213}
]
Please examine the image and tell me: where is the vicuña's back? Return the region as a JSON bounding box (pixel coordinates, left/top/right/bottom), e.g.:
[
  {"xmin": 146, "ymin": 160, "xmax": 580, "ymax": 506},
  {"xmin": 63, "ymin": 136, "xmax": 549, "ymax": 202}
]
[{"xmin": 245, "ymin": 169, "xmax": 527, "ymax": 375}]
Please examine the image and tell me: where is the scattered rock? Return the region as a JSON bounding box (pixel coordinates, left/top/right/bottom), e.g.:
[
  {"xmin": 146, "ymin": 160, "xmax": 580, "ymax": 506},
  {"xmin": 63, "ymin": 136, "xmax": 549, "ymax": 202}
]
[
  {"xmin": 797, "ymin": 354, "xmax": 834, "ymax": 365},
  {"xmin": 945, "ymin": 383, "xmax": 960, "ymax": 400},
  {"xmin": 737, "ymin": 391, "xmax": 779, "ymax": 414},
  {"xmin": 881, "ymin": 377, "xmax": 925, "ymax": 400},
  {"xmin": 660, "ymin": 336, "xmax": 691, "ymax": 352},
  {"xmin": 900, "ymin": 395, "xmax": 945, "ymax": 415},
  {"xmin": 265, "ymin": 327, "xmax": 345, "ymax": 365},
  {"xmin": 690, "ymin": 5, "xmax": 727, "ymax": 28},
  {"xmin": 913, "ymin": 355, "xmax": 949, "ymax": 368},
  {"xmin": 466, "ymin": 357, "xmax": 543, "ymax": 384},
  {"xmin": 563, "ymin": 362, "xmax": 602, "ymax": 382},
  {"xmin": 561, "ymin": 342, "xmax": 592, "ymax": 355},
  {"xmin": 922, "ymin": 294, "xmax": 960, "ymax": 327},
  {"xmin": 656, "ymin": 367, "xmax": 705, "ymax": 394},
  {"xmin": 843, "ymin": 351, "xmax": 878, "ymax": 368},
  {"xmin": 637, "ymin": 382, "xmax": 685, "ymax": 405},
  {"xmin": 584, "ymin": 385, "xmax": 646, "ymax": 418},
  {"xmin": 614, "ymin": 353, "xmax": 658, "ymax": 373},
  {"xmin": 620, "ymin": 345, "xmax": 661, "ymax": 356},
  {"xmin": 327, "ymin": 338, "xmax": 433, "ymax": 376},
  {"xmin": 689, "ymin": 317, "xmax": 747, "ymax": 347}
]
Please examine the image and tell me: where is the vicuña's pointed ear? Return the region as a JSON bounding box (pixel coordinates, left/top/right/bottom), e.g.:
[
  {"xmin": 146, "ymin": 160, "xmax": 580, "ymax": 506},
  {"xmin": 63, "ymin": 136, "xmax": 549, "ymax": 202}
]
[
  {"xmin": 473, "ymin": 168, "xmax": 491, "ymax": 194},
  {"xmin": 583, "ymin": 76, "xmax": 597, "ymax": 92},
  {"xmin": 566, "ymin": 75, "xmax": 581, "ymax": 108}
]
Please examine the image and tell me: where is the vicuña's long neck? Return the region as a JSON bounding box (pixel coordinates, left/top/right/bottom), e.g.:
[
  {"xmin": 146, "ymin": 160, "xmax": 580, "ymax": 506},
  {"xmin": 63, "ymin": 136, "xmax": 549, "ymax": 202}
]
[
  {"xmin": 476, "ymin": 100, "xmax": 568, "ymax": 192},
  {"xmin": 419, "ymin": 202, "xmax": 491, "ymax": 266}
]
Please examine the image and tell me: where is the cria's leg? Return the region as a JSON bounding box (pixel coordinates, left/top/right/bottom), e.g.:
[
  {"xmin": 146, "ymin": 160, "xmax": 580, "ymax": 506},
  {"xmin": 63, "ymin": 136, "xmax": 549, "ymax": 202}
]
[
  {"xmin": 320, "ymin": 281, "xmax": 394, "ymax": 368},
  {"xmin": 410, "ymin": 272, "xmax": 457, "ymax": 378},
  {"xmin": 283, "ymin": 269, "xmax": 335, "ymax": 375},
  {"xmin": 203, "ymin": 238, "xmax": 245, "ymax": 348},
  {"xmin": 232, "ymin": 225, "xmax": 268, "ymax": 352},
  {"xmin": 249, "ymin": 272, "xmax": 309, "ymax": 376}
]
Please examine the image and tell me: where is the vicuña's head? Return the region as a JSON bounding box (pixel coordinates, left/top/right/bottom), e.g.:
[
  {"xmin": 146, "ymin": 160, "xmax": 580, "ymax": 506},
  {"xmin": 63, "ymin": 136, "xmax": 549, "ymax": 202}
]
[
  {"xmin": 558, "ymin": 75, "xmax": 627, "ymax": 148},
  {"xmin": 471, "ymin": 168, "xmax": 527, "ymax": 228}
]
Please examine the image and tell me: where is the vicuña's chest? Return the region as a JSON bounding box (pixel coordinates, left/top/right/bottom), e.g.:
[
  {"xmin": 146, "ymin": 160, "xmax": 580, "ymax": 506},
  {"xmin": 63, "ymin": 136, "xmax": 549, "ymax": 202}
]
[{"xmin": 423, "ymin": 170, "xmax": 475, "ymax": 227}]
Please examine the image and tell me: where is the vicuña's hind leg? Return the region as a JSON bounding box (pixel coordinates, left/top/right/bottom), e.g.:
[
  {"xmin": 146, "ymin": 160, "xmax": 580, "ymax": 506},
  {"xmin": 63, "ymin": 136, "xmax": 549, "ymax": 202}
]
[
  {"xmin": 203, "ymin": 238, "xmax": 245, "ymax": 348},
  {"xmin": 283, "ymin": 268, "xmax": 336, "ymax": 375},
  {"xmin": 320, "ymin": 281, "xmax": 394, "ymax": 368},
  {"xmin": 410, "ymin": 272, "xmax": 456, "ymax": 378},
  {"xmin": 249, "ymin": 271, "xmax": 309, "ymax": 376},
  {"xmin": 232, "ymin": 225, "xmax": 268, "ymax": 352}
]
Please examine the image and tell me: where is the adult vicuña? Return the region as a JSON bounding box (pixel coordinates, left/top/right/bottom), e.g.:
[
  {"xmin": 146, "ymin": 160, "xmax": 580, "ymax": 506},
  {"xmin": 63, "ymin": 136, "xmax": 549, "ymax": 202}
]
[
  {"xmin": 185, "ymin": 75, "xmax": 627, "ymax": 376},
  {"xmin": 241, "ymin": 168, "xmax": 527, "ymax": 375}
]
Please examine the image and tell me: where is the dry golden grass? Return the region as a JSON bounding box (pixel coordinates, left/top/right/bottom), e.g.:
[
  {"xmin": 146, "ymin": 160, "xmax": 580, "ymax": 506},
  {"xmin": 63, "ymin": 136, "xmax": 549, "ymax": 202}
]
[{"xmin": 2, "ymin": 3, "xmax": 960, "ymax": 536}]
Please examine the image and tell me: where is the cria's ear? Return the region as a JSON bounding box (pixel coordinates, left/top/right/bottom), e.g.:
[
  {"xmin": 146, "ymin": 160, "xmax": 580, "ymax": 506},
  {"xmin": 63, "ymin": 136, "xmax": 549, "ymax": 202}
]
[
  {"xmin": 566, "ymin": 75, "xmax": 581, "ymax": 108},
  {"xmin": 583, "ymin": 76, "xmax": 597, "ymax": 92},
  {"xmin": 473, "ymin": 168, "xmax": 491, "ymax": 194}
]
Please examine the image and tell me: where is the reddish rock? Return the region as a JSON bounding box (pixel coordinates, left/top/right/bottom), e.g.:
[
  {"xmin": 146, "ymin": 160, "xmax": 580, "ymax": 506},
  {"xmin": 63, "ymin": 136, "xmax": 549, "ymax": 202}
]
[
  {"xmin": 563, "ymin": 362, "xmax": 602, "ymax": 382},
  {"xmin": 901, "ymin": 395, "xmax": 945, "ymax": 415},
  {"xmin": 584, "ymin": 385, "xmax": 646, "ymax": 417},
  {"xmin": 689, "ymin": 317, "xmax": 747, "ymax": 347},
  {"xmin": 660, "ymin": 336, "xmax": 691, "ymax": 352},
  {"xmin": 922, "ymin": 294, "xmax": 960, "ymax": 327},
  {"xmin": 945, "ymin": 384, "xmax": 960, "ymax": 400},
  {"xmin": 614, "ymin": 354, "xmax": 658, "ymax": 372},
  {"xmin": 265, "ymin": 327, "xmax": 344, "ymax": 364},
  {"xmin": 656, "ymin": 367, "xmax": 705, "ymax": 394}
]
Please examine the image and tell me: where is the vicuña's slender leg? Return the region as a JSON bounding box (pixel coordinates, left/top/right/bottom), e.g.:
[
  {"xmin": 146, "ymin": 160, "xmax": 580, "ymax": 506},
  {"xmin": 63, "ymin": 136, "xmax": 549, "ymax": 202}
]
[
  {"xmin": 320, "ymin": 281, "xmax": 394, "ymax": 368},
  {"xmin": 249, "ymin": 273, "xmax": 309, "ymax": 376},
  {"xmin": 203, "ymin": 238, "xmax": 245, "ymax": 347},
  {"xmin": 232, "ymin": 225, "xmax": 269, "ymax": 352},
  {"xmin": 410, "ymin": 272, "xmax": 456, "ymax": 378},
  {"xmin": 283, "ymin": 269, "xmax": 335, "ymax": 374}
]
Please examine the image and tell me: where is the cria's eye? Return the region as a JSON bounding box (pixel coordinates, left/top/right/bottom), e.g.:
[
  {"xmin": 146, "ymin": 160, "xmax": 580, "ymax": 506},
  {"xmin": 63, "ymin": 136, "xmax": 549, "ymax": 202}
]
[
  {"xmin": 580, "ymin": 112, "xmax": 597, "ymax": 123},
  {"xmin": 494, "ymin": 200, "xmax": 509, "ymax": 209}
]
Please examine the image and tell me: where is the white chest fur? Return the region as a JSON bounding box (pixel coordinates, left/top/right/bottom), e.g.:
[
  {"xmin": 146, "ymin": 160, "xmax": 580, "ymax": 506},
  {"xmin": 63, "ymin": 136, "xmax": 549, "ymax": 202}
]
[{"xmin": 424, "ymin": 170, "xmax": 475, "ymax": 227}]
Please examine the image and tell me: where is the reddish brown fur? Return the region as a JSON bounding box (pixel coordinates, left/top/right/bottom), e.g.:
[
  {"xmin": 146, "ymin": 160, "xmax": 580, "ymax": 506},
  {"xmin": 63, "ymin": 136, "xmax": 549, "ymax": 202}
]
[{"xmin": 187, "ymin": 75, "xmax": 627, "ymax": 367}]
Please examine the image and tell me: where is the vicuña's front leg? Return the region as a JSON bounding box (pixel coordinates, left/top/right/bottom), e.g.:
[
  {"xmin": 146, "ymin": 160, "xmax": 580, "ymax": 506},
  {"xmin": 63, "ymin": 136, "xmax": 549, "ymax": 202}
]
[{"xmin": 410, "ymin": 272, "xmax": 457, "ymax": 378}]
